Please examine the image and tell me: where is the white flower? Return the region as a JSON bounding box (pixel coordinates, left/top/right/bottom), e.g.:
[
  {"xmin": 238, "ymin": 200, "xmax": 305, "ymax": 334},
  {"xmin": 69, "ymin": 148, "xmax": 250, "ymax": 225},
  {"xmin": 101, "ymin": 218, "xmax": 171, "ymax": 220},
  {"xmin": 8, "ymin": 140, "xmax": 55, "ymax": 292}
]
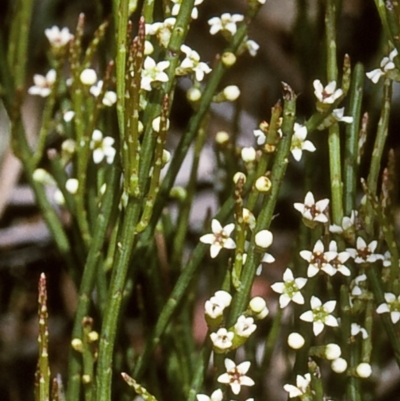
[
  {"xmin": 283, "ymin": 373, "xmax": 311, "ymax": 398},
  {"xmin": 80, "ymin": 69, "xmax": 97, "ymax": 85},
  {"xmin": 204, "ymin": 290, "xmax": 232, "ymax": 319},
  {"xmin": 329, "ymin": 210, "xmax": 358, "ymax": 233},
  {"xmin": 145, "ymin": 18, "xmax": 176, "ymax": 48},
  {"xmin": 45, "ymin": 26, "xmax": 73, "ymax": 48},
  {"xmin": 177, "ymin": 45, "xmax": 211, "ymax": 81},
  {"xmin": 234, "ymin": 315, "xmax": 256, "ymax": 338},
  {"xmin": 376, "ymin": 293, "xmax": 400, "ymax": 324},
  {"xmin": 332, "ymin": 108, "xmax": 354, "ymax": 123},
  {"xmin": 28, "ymin": 69, "xmax": 56, "ymax": 97},
  {"xmin": 210, "ymin": 328, "xmax": 234, "ymax": 350},
  {"xmin": 294, "ymin": 191, "xmax": 329, "ymax": 224},
  {"xmin": 313, "ymin": 80, "xmax": 343, "ymax": 104},
  {"xmin": 90, "ymin": 129, "xmax": 116, "ymax": 164},
  {"xmin": 63, "ymin": 110, "xmax": 75, "ymax": 122},
  {"xmin": 253, "ymin": 129, "xmax": 266, "ymax": 145},
  {"xmin": 242, "ymin": 208, "xmax": 256, "ymax": 230},
  {"xmin": 138, "ymin": 56, "xmax": 170, "ymax": 91},
  {"xmin": 289, "ymin": 123, "xmax": 316, "ymax": 161},
  {"xmin": 300, "ymin": 296, "xmax": 338, "ymax": 336},
  {"xmin": 196, "ymin": 389, "xmax": 223, "ymax": 401},
  {"xmin": 351, "ymin": 323, "xmax": 368, "ymax": 339},
  {"xmin": 300, "ymin": 240, "xmax": 337, "ymax": 277},
  {"xmin": 66, "ymin": 178, "xmax": 79, "ymax": 194},
  {"xmin": 200, "ymin": 219, "xmax": 236, "ymax": 258},
  {"xmin": 327, "ymin": 240, "xmax": 351, "ymax": 276},
  {"xmin": 346, "ymin": 237, "xmax": 383, "ymax": 264},
  {"xmin": 217, "ymin": 359, "xmax": 255, "ymax": 395},
  {"xmin": 171, "ymin": 0, "xmax": 203, "ymax": 19},
  {"xmin": 245, "ymin": 39, "xmax": 259, "ymax": 57},
  {"xmin": 89, "ymin": 80, "xmax": 117, "ymax": 106},
  {"xmin": 366, "ymin": 48, "xmax": 398, "ymax": 83},
  {"xmin": 271, "ymin": 268, "xmax": 307, "ymax": 308},
  {"xmin": 208, "ymin": 13, "xmax": 244, "ymax": 36}
]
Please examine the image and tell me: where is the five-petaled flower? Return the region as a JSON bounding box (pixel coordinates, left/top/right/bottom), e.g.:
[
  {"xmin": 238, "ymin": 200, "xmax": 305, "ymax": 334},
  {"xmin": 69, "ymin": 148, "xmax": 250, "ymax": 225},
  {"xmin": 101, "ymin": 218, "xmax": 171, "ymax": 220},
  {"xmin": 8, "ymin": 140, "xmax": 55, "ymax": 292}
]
[
  {"xmin": 90, "ymin": 130, "xmax": 116, "ymax": 164},
  {"xmin": 300, "ymin": 296, "xmax": 338, "ymax": 336},
  {"xmin": 376, "ymin": 293, "xmax": 400, "ymax": 324},
  {"xmin": 176, "ymin": 45, "xmax": 211, "ymax": 81},
  {"xmin": 136, "ymin": 56, "xmax": 170, "ymax": 91},
  {"xmin": 234, "ymin": 315, "xmax": 256, "ymax": 338},
  {"xmin": 346, "ymin": 237, "xmax": 383, "ymax": 264},
  {"xmin": 300, "ymin": 240, "xmax": 336, "ymax": 277},
  {"xmin": 327, "ymin": 240, "xmax": 351, "ymax": 276},
  {"xmin": 294, "ymin": 192, "xmax": 330, "ymax": 225},
  {"xmin": 366, "ymin": 48, "xmax": 398, "ymax": 84},
  {"xmin": 217, "ymin": 358, "xmax": 255, "ymax": 395},
  {"xmin": 196, "ymin": 389, "xmax": 223, "ymax": 401},
  {"xmin": 283, "ymin": 373, "xmax": 312, "ymax": 399},
  {"xmin": 145, "ymin": 18, "xmax": 176, "ymax": 48},
  {"xmin": 289, "ymin": 123, "xmax": 316, "ymax": 161},
  {"xmin": 204, "ymin": 290, "xmax": 232, "ymax": 319},
  {"xmin": 28, "ymin": 69, "xmax": 56, "ymax": 97},
  {"xmin": 313, "ymin": 80, "xmax": 343, "ymax": 106},
  {"xmin": 200, "ymin": 219, "xmax": 236, "ymax": 258},
  {"xmin": 171, "ymin": 0, "xmax": 203, "ymax": 19},
  {"xmin": 271, "ymin": 268, "xmax": 307, "ymax": 308},
  {"xmin": 210, "ymin": 328, "xmax": 234, "ymax": 351},
  {"xmin": 208, "ymin": 13, "xmax": 244, "ymax": 36},
  {"xmin": 45, "ymin": 26, "xmax": 73, "ymax": 48}
]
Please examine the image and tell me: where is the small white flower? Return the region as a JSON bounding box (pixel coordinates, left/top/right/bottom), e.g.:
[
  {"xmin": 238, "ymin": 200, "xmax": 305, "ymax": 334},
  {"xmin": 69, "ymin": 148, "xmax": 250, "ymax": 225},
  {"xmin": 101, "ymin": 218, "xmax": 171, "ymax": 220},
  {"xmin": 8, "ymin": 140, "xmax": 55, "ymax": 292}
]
[
  {"xmin": 327, "ymin": 240, "xmax": 351, "ymax": 276},
  {"xmin": 313, "ymin": 80, "xmax": 343, "ymax": 104},
  {"xmin": 288, "ymin": 123, "xmax": 316, "ymax": 161},
  {"xmin": 300, "ymin": 240, "xmax": 337, "ymax": 277},
  {"xmin": 45, "ymin": 26, "xmax": 73, "ymax": 48},
  {"xmin": 139, "ymin": 56, "xmax": 170, "ymax": 91},
  {"xmin": 200, "ymin": 219, "xmax": 236, "ymax": 258},
  {"xmin": 234, "ymin": 315, "xmax": 256, "ymax": 338},
  {"xmin": 253, "ymin": 129, "xmax": 266, "ymax": 145},
  {"xmin": 196, "ymin": 389, "xmax": 223, "ymax": 401},
  {"xmin": 271, "ymin": 268, "xmax": 307, "ymax": 308},
  {"xmin": 90, "ymin": 80, "xmax": 117, "ymax": 106},
  {"xmin": 171, "ymin": 0, "xmax": 203, "ymax": 19},
  {"xmin": 346, "ymin": 237, "xmax": 383, "ymax": 264},
  {"xmin": 242, "ymin": 208, "xmax": 256, "ymax": 230},
  {"xmin": 90, "ymin": 129, "xmax": 116, "ymax": 164},
  {"xmin": 210, "ymin": 328, "xmax": 234, "ymax": 350},
  {"xmin": 255, "ymin": 229, "xmax": 273, "ymax": 249},
  {"xmin": 245, "ymin": 39, "xmax": 259, "ymax": 57},
  {"xmin": 283, "ymin": 373, "xmax": 311, "ymax": 398},
  {"xmin": 300, "ymin": 296, "xmax": 338, "ymax": 336},
  {"xmin": 332, "ymin": 108, "xmax": 354, "ymax": 123},
  {"xmin": 80, "ymin": 69, "xmax": 97, "ymax": 85},
  {"xmin": 287, "ymin": 332, "xmax": 305, "ymax": 349},
  {"xmin": 205, "ymin": 290, "xmax": 232, "ymax": 319},
  {"xmin": 208, "ymin": 13, "xmax": 244, "ymax": 36},
  {"xmin": 294, "ymin": 191, "xmax": 329, "ymax": 224},
  {"xmin": 366, "ymin": 48, "xmax": 398, "ymax": 84},
  {"xmin": 329, "ymin": 210, "xmax": 358, "ymax": 233},
  {"xmin": 28, "ymin": 69, "xmax": 56, "ymax": 97},
  {"xmin": 146, "ymin": 17, "xmax": 176, "ymax": 48},
  {"xmin": 217, "ymin": 358, "xmax": 255, "ymax": 395},
  {"xmin": 351, "ymin": 323, "xmax": 368, "ymax": 339},
  {"xmin": 376, "ymin": 293, "xmax": 400, "ymax": 324},
  {"xmin": 177, "ymin": 45, "xmax": 211, "ymax": 81}
]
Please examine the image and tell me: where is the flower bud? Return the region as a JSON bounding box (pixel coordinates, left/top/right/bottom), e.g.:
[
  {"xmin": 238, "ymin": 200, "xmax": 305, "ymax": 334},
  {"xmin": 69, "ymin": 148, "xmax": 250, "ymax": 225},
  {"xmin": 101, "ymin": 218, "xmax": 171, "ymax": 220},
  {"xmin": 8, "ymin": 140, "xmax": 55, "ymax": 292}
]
[
  {"xmin": 249, "ymin": 296, "xmax": 269, "ymax": 319},
  {"xmin": 152, "ymin": 116, "xmax": 170, "ymax": 132},
  {"xmin": 255, "ymin": 229, "xmax": 273, "ymax": 248},
  {"xmin": 66, "ymin": 178, "xmax": 79, "ymax": 194},
  {"xmin": 162, "ymin": 149, "xmax": 171, "ymax": 165},
  {"xmin": 71, "ymin": 338, "xmax": 83, "ymax": 352},
  {"xmin": 356, "ymin": 363, "xmax": 372, "ymax": 378},
  {"xmin": 241, "ymin": 147, "xmax": 256, "ymax": 162},
  {"xmin": 255, "ymin": 176, "xmax": 271, "ymax": 192},
  {"xmin": 187, "ymin": 87, "xmax": 202, "ymax": 102},
  {"xmin": 215, "ymin": 131, "xmax": 230, "ymax": 145},
  {"xmin": 223, "ymin": 85, "xmax": 240, "ymax": 101},
  {"xmin": 80, "ymin": 68, "xmax": 97, "ymax": 85},
  {"xmin": 222, "ymin": 52, "xmax": 237, "ymax": 67},
  {"xmin": 325, "ymin": 344, "xmax": 341, "ymax": 360},
  {"xmin": 144, "ymin": 40, "xmax": 154, "ymax": 55},
  {"xmin": 170, "ymin": 186, "xmax": 187, "ymax": 201},
  {"xmin": 331, "ymin": 357, "xmax": 347, "ymax": 373},
  {"xmin": 233, "ymin": 172, "xmax": 246, "ymax": 184},
  {"xmin": 288, "ymin": 332, "xmax": 305, "ymax": 349}
]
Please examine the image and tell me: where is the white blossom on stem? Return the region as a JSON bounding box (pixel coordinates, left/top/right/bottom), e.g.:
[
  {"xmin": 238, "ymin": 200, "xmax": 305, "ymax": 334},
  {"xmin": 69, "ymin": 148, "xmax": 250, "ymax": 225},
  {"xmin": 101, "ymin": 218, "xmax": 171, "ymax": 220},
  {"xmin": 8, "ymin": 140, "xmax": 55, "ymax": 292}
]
[
  {"xmin": 210, "ymin": 328, "xmax": 234, "ymax": 350},
  {"xmin": 300, "ymin": 240, "xmax": 337, "ymax": 277},
  {"xmin": 288, "ymin": 123, "xmax": 316, "ymax": 161},
  {"xmin": 300, "ymin": 296, "xmax": 338, "ymax": 336},
  {"xmin": 196, "ymin": 389, "xmax": 223, "ymax": 401},
  {"xmin": 217, "ymin": 359, "xmax": 255, "ymax": 395},
  {"xmin": 90, "ymin": 130, "xmax": 116, "ymax": 164},
  {"xmin": 171, "ymin": 0, "xmax": 203, "ymax": 19},
  {"xmin": 145, "ymin": 18, "xmax": 176, "ymax": 48},
  {"xmin": 294, "ymin": 191, "xmax": 329, "ymax": 224},
  {"xmin": 137, "ymin": 56, "xmax": 170, "ymax": 91},
  {"xmin": 45, "ymin": 26, "xmax": 73, "ymax": 48},
  {"xmin": 366, "ymin": 48, "xmax": 398, "ymax": 84},
  {"xmin": 177, "ymin": 45, "xmax": 211, "ymax": 81},
  {"xmin": 313, "ymin": 80, "xmax": 343, "ymax": 104},
  {"xmin": 28, "ymin": 69, "xmax": 56, "ymax": 97},
  {"xmin": 204, "ymin": 290, "xmax": 232, "ymax": 319},
  {"xmin": 234, "ymin": 315, "xmax": 256, "ymax": 338},
  {"xmin": 208, "ymin": 13, "xmax": 244, "ymax": 36},
  {"xmin": 376, "ymin": 293, "xmax": 400, "ymax": 324},
  {"xmin": 200, "ymin": 219, "xmax": 236, "ymax": 258},
  {"xmin": 327, "ymin": 240, "xmax": 351, "ymax": 276},
  {"xmin": 283, "ymin": 373, "xmax": 311, "ymax": 398},
  {"xmin": 346, "ymin": 237, "xmax": 383, "ymax": 264},
  {"xmin": 271, "ymin": 268, "xmax": 307, "ymax": 308}
]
